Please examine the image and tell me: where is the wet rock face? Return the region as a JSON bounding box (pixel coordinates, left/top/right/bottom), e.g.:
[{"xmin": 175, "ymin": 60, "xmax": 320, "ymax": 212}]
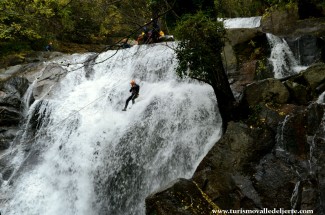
[
  {"xmin": 244, "ymin": 78, "xmax": 290, "ymax": 106},
  {"xmin": 261, "ymin": 6, "xmax": 299, "ymax": 37},
  {"xmin": 253, "ymin": 153, "xmax": 297, "ymax": 209},
  {"xmin": 302, "ymin": 63, "xmax": 325, "ymax": 91},
  {"xmin": 227, "ymin": 33, "xmax": 272, "ymax": 94},
  {"xmin": 282, "ymin": 63, "xmax": 325, "ymax": 105},
  {"xmin": 146, "ymin": 69, "xmax": 325, "ymax": 213},
  {"xmin": 192, "ymin": 122, "xmax": 275, "ymax": 209},
  {"xmin": 0, "ymin": 77, "xmax": 30, "ymax": 150},
  {"xmin": 32, "ymin": 64, "xmax": 68, "ymax": 100},
  {"xmin": 145, "ymin": 178, "xmax": 218, "ymax": 215},
  {"xmin": 261, "ymin": 4, "xmax": 325, "ymax": 38},
  {"xmin": 286, "ymin": 36, "xmax": 323, "ymax": 66},
  {"xmin": 313, "ymin": 115, "xmax": 325, "ymax": 213},
  {"xmin": 145, "ymin": 16, "xmax": 325, "ymax": 211},
  {"xmin": 0, "ymin": 77, "xmax": 30, "ymax": 186},
  {"xmin": 158, "ymin": 104, "xmax": 324, "ymax": 213},
  {"xmin": 256, "ymin": 103, "xmax": 325, "ymax": 213}
]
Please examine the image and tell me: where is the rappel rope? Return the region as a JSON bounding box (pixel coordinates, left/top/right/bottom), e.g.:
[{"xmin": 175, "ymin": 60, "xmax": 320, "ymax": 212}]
[
  {"xmin": 17, "ymin": 42, "xmax": 169, "ymax": 145},
  {"xmin": 4, "ymin": 77, "xmax": 125, "ymax": 186},
  {"xmin": 56, "ymin": 8, "xmax": 174, "ymax": 73},
  {"xmin": 4, "ymin": 40, "xmax": 173, "ymax": 187},
  {"xmin": 30, "ymin": 42, "xmax": 172, "ymax": 130},
  {"xmin": 2, "ymin": 10, "xmax": 175, "ymax": 193}
]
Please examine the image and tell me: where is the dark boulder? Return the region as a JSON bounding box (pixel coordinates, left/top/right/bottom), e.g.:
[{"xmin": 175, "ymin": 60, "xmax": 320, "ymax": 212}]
[
  {"xmin": 243, "ymin": 78, "xmax": 290, "ymax": 107},
  {"xmin": 0, "ymin": 76, "xmax": 31, "ymax": 151},
  {"xmin": 286, "ymin": 36, "xmax": 324, "ymax": 66},
  {"xmin": 302, "ymin": 63, "xmax": 325, "ymax": 91},
  {"xmin": 145, "ymin": 178, "xmax": 221, "ymax": 215},
  {"xmin": 193, "ymin": 122, "xmax": 275, "ymax": 209}
]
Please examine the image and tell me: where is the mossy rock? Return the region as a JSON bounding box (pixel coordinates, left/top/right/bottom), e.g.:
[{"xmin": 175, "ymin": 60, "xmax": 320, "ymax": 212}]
[{"xmin": 243, "ymin": 78, "xmax": 290, "ymax": 106}]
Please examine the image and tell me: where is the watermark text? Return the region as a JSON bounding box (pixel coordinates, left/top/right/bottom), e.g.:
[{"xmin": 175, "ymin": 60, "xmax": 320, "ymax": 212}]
[{"xmin": 212, "ymin": 208, "xmax": 314, "ymax": 214}]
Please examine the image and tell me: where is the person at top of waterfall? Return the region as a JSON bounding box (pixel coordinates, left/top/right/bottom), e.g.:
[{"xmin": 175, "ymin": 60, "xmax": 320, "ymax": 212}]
[
  {"xmin": 139, "ymin": 26, "xmax": 150, "ymax": 44},
  {"xmin": 122, "ymin": 80, "xmax": 140, "ymax": 111},
  {"xmin": 150, "ymin": 18, "xmax": 160, "ymax": 43},
  {"xmin": 45, "ymin": 42, "xmax": 53, "ymax": 52}
]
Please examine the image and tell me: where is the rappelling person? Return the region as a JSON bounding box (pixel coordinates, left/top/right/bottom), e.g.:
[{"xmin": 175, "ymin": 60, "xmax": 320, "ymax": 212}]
[{"xmin": 122, "ymin": 80, "xmax": 140, "ymax": 111}]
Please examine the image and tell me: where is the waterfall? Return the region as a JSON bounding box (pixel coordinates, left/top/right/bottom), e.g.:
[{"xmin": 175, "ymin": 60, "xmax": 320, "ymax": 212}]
[
  {"xmin": 22, "ymin": 79, "xmax": 38, "ymax": 115},
  {"xmin": 220, "ymin": 17, "xmax": 308, "ymax": 80},
  {"xmin": 266, "ymin": 33, "xmax": 308, "ymax": 78},
  {"xmin": 1, "ymin": 43, "xmax": 222, "ymax": 215},
  {"xmin": 276, "ymin": 115, "xmax": 290, "ymax": 152},
  {"xmin": 317, "ymin": 91, "xmax": 325, "ymax": 104},
  {"xmin": 290, "ymin": 181, "xmax": 301, "ymax": 210},
  {"xmin": 222, "ymin": 16, "xmax": 261, "ymax": 29}
]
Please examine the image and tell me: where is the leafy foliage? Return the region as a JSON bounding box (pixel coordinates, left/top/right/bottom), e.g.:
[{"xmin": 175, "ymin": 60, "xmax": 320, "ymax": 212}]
[
  {"xmin": 214, "ymin": 0, "xmax": 324, "ymax": 17},
  {"xmin": 174, "ymin": 11, "xmax": 237, "ymax": 131},
  {"xmin": 0, "ymin": 0, "xmax": 54, "ymax": 41},
  {"xmin": 214, "ymin": 0, "xmax": 271, "ymax": 17},
  {"xmin": 0, "ymin": 0, "xmax": 151, "ymax": 52},
  {"xmin": 174, "ymin": 11, "xmax": 225, "ymax": 84},
  {"xmin": 0, "ymin": 0, "xmax": 324, "ymax": 55}
]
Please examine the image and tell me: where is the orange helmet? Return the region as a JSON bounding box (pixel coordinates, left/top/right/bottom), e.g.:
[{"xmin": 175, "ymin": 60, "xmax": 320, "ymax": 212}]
[{"xmin": 130, "ymin": 80, "xmax": 136, "ymax": 85}]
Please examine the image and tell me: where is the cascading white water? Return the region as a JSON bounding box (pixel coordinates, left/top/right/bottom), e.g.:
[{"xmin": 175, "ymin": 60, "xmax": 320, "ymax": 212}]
[
  {"xmin": 1, "ymin": 43, "xmax": 222, "ymax": 215},
  {"xmin": 317, "ymin": 91, "xmax": 325, "ymax": 104},
  {"xmin": 290, "ymin": 181, "xmax": 301, "ymax": 209},
  {"xmin": 222, "ymin": 16, "xmax": 261, "ymax": 29},
  {"xmin": 266, "ymin": 33, "xmax": 308, "ymax": 78},
  {"xmin": 221, "ymin": 18, "xmax": 308, "ymax": 80},
  {"xmin": 276, "ymin": 115, "xmax": 290, "ymax": 152}
]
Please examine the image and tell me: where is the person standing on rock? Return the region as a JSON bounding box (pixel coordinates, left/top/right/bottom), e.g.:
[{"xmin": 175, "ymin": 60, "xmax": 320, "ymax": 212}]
[{"xmin": 45, "ymin": 42, "xmax": 53, "ymax": 52}]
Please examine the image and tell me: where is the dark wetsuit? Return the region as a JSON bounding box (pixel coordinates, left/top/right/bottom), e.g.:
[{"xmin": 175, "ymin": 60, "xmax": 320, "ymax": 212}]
[
  {"xmin": 45, "ymin": 44, "xmax": 52, "ymax": 51},
  {"xmin": 124, "ymin": 84, "xmax": 140, "ymax": 110},
  {"xmin": 151, "ymin": 19, "xmax": 160, "ymax": 43}
]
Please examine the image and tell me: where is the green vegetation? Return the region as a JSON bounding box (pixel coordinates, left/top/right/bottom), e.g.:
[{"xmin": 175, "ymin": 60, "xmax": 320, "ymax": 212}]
[
  {"xmin": 174, "ymin": 11, "xmax": 236, "ymax": 132},
  {"xmin": 0, "ymin": 0, "xmax": 324, "ymax": 55},
  {"xmin": 256, "ymin": 59, "xmax": 267, "ymax": 76},
  {"xmin": 0, "ymin": 0, "xmax": 151, "ymax": 55},
  {"xmin": 1, "ymin": 0, "xmax": 324, "ymax": 130},
  {"xmin": 215, "ymin": 0, "xmax": 269, "ymax": 17},
  {"xmin": 246, "ymin": 104, "xmax": 263, "ymax": 127},
  {"xmin": 174, "ymin": 12, "xmax": 225, "ymax": 83}
]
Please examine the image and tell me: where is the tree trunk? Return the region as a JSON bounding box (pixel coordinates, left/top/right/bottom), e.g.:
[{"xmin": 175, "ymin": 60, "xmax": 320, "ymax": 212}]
[{"xmin": 210, "ymin": 60, "xmax": 236, "ymax": 133}]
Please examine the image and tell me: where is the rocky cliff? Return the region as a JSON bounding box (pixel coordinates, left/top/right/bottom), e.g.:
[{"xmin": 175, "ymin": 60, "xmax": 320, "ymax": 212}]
[
  {"xmin": 146, "ymin": 64, "xmax": 325, "ymax": 215},
  {"xmin": 145, "ymin": 4, "xmax": 325, "ymax": 215},
  {"xmin": 0, "ymin": 2, "xmax": 324, "ymax": 214},
  {"xmin": 0, "ymin": 52, "xmax": 72, "ymax": 187}
]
